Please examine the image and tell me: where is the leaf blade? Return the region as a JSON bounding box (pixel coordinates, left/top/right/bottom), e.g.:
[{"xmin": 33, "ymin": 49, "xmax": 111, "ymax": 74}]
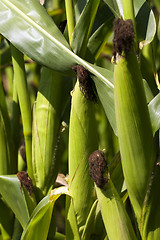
[{"xmin": 0, "ymin": 175, "xmax": 30, "ymax": 229}]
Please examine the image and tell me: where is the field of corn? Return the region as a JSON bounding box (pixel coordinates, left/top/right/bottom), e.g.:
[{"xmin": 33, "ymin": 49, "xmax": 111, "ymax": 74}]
[{"xmin": 1, "ymin": 0, "xmax": 160, "ymax": 239}]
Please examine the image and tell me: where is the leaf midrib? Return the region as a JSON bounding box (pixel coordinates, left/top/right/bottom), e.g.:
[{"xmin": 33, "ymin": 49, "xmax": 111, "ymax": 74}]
[{"xmin": 2, "ymin": 0, "xmax": 114, "ymax": 89}]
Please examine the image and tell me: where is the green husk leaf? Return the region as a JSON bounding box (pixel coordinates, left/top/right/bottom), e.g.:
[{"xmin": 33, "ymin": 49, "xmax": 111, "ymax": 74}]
[
  {"xmin": 96, "ymin": 179, "xmax": 137, "ymax": 240},
  {"xmin": 81, "ymin": 200, "xmax": 98, "ymax": 240}
]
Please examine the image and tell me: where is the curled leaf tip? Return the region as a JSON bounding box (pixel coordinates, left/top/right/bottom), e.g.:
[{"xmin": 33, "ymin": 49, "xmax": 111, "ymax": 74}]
[
  {"xmin": 112, "ymin": 18, "xmax": 135, "ymax": 62},
  {"xmin": 88, "ymin": 150, "xmax": 108, "ymax": 189},
  {"xmin": 72, "ymin": 65, "xmax": 97, "ymax": 102},
  {"xmin": 17, "ymin": 171, "xmax": 33, "ymax": 195},
  {"xmin": 49, "ymin": 186, "xmax": 70, "ymax": 202}
]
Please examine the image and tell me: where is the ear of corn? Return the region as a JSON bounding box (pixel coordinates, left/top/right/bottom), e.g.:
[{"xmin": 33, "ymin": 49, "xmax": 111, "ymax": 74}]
[
  {"xmin": 66, "ymin": 80, "xmax": 98, "ymax": 236},
  {"xmin": 114, "ymin": 51, "xmax": 155, "ymax": 222},
  {"xmin": 32, "ymin": 68, "xmax": 65, "ymax": 195}
]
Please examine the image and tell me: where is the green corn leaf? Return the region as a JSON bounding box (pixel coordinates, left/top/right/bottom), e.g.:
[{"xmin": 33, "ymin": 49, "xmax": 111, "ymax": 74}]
[
  {"xmin": 65, "ymin": 196, "xmax": 81, "ymax": 240},
  {"xmin": 67, "ymin": 81, "xmax": 98, "ymax": 236},
  {"xmin": 1, "ymin": 38, "xmax": 12, "ymax": 66},
  {"xmin": 21, "ymin": 196, "xmax": 53, "ymax": 240},
  {"xmin": 103, "ymin": 0, "xmax": 121, "ymax": 18},
  {"xmin": 154, "ymin": 0, "xmax": 160, "ymax": 12},
  {"xmin": 0, "ymin": 49, "xmax": 13, "ymax": 174},
  {"xmin": 0, "ymin": 0, "xmax": 76, "ymax": 74},
  {"xmin": 0, "ymin": 175, "xmax": 30, "ymax": 229},
  {"xmin": 136, "ymin": 1, "xmax": 156, "ymax": 48},
  {"xmin": 0, "ymin": 0, "xmax": 114, "ymax": 83},
  {"xmin": 0, "ymin": 198, "xmax": 14, "ymax": 240},
  {"xmin": 95, "ymin": 179, "xmax": 137, "ymax": 240},
  {"xmin": 11, "ymin": 45, "xmax": 33, "ymax": 180},
  {"xmin": 143, "ymin": 79, "xmax": 154, "ymax": 103},
  {"xmin": 114, "ymin": 51, "xmax": 155, "ymax": 222},
  {"xmin": 73, "ymin": 0, "xmax": 87, "ymax": 23},
  {"xmin": 21, "ymin": 186, "xmax": 70, "ymax": 240},
  {"xmin": 81, "ymin": 200, "xmax": 98, "ymax": 240},
  {"xmin": 91, "ymin": 67, "xmax": 116, "ymax": 134},
  {"xmin": 148, "ymin": 93, "xmax": 160, "ymax": 135},
  {"xmin": 85, "ymin": 16, "xmax": 113, "ymax": 63},
  {"xmin": 0, "ymin": 0, "xmax": 117, "ymax": 136},
  {"xmin": 140, "ymin": 164, "xmax": 160, "ymax": 239},
  {"xmin": 140, "ymin": 44, "xmax": 158, "ymax": 96},
  {"xmin": 109, "ymin": 152, "xmax": 124, "ymax": 193},
  {"xmin": 71, "ymin": 0, "xmax": 101, "ymax": 57},
  {"xmin": 54, "ymin": 232, "xmax": 66, "ymax": 240},
  {"xmin": 90, "ymin": 203, "xmax": 107, "ymax": 239},
  {"xmin": 0, "ymin": 111, "xmax": 13, "ymax": 174},
  {"xmin": 0, "ymin": 1, "xmax": 112, "ymax": 83},
  {"xmin": 12, "ymin": 218, "xmax": 23, "ymax": 240}
]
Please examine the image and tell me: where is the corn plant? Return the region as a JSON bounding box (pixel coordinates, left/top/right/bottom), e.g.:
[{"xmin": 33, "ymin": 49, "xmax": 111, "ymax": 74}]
[{"xmin": 1, "ymin": 0, "xmax": 160, "ymax": 239}]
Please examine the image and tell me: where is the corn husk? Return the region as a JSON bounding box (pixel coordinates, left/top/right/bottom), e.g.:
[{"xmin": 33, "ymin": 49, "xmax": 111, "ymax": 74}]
[
  {"xmin": 95, "ymin": 178, "xmax": 137, "ymax": 240},
  {"xmin": 32, "ymin": 68, "xmax": 65, "ymax": 194}
]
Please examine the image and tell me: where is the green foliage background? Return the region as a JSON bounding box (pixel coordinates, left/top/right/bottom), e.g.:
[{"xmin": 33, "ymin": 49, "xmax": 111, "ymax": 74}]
[{"xmin": 0, "ymin": 0, "xmax": 160, "ymax": 239}]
